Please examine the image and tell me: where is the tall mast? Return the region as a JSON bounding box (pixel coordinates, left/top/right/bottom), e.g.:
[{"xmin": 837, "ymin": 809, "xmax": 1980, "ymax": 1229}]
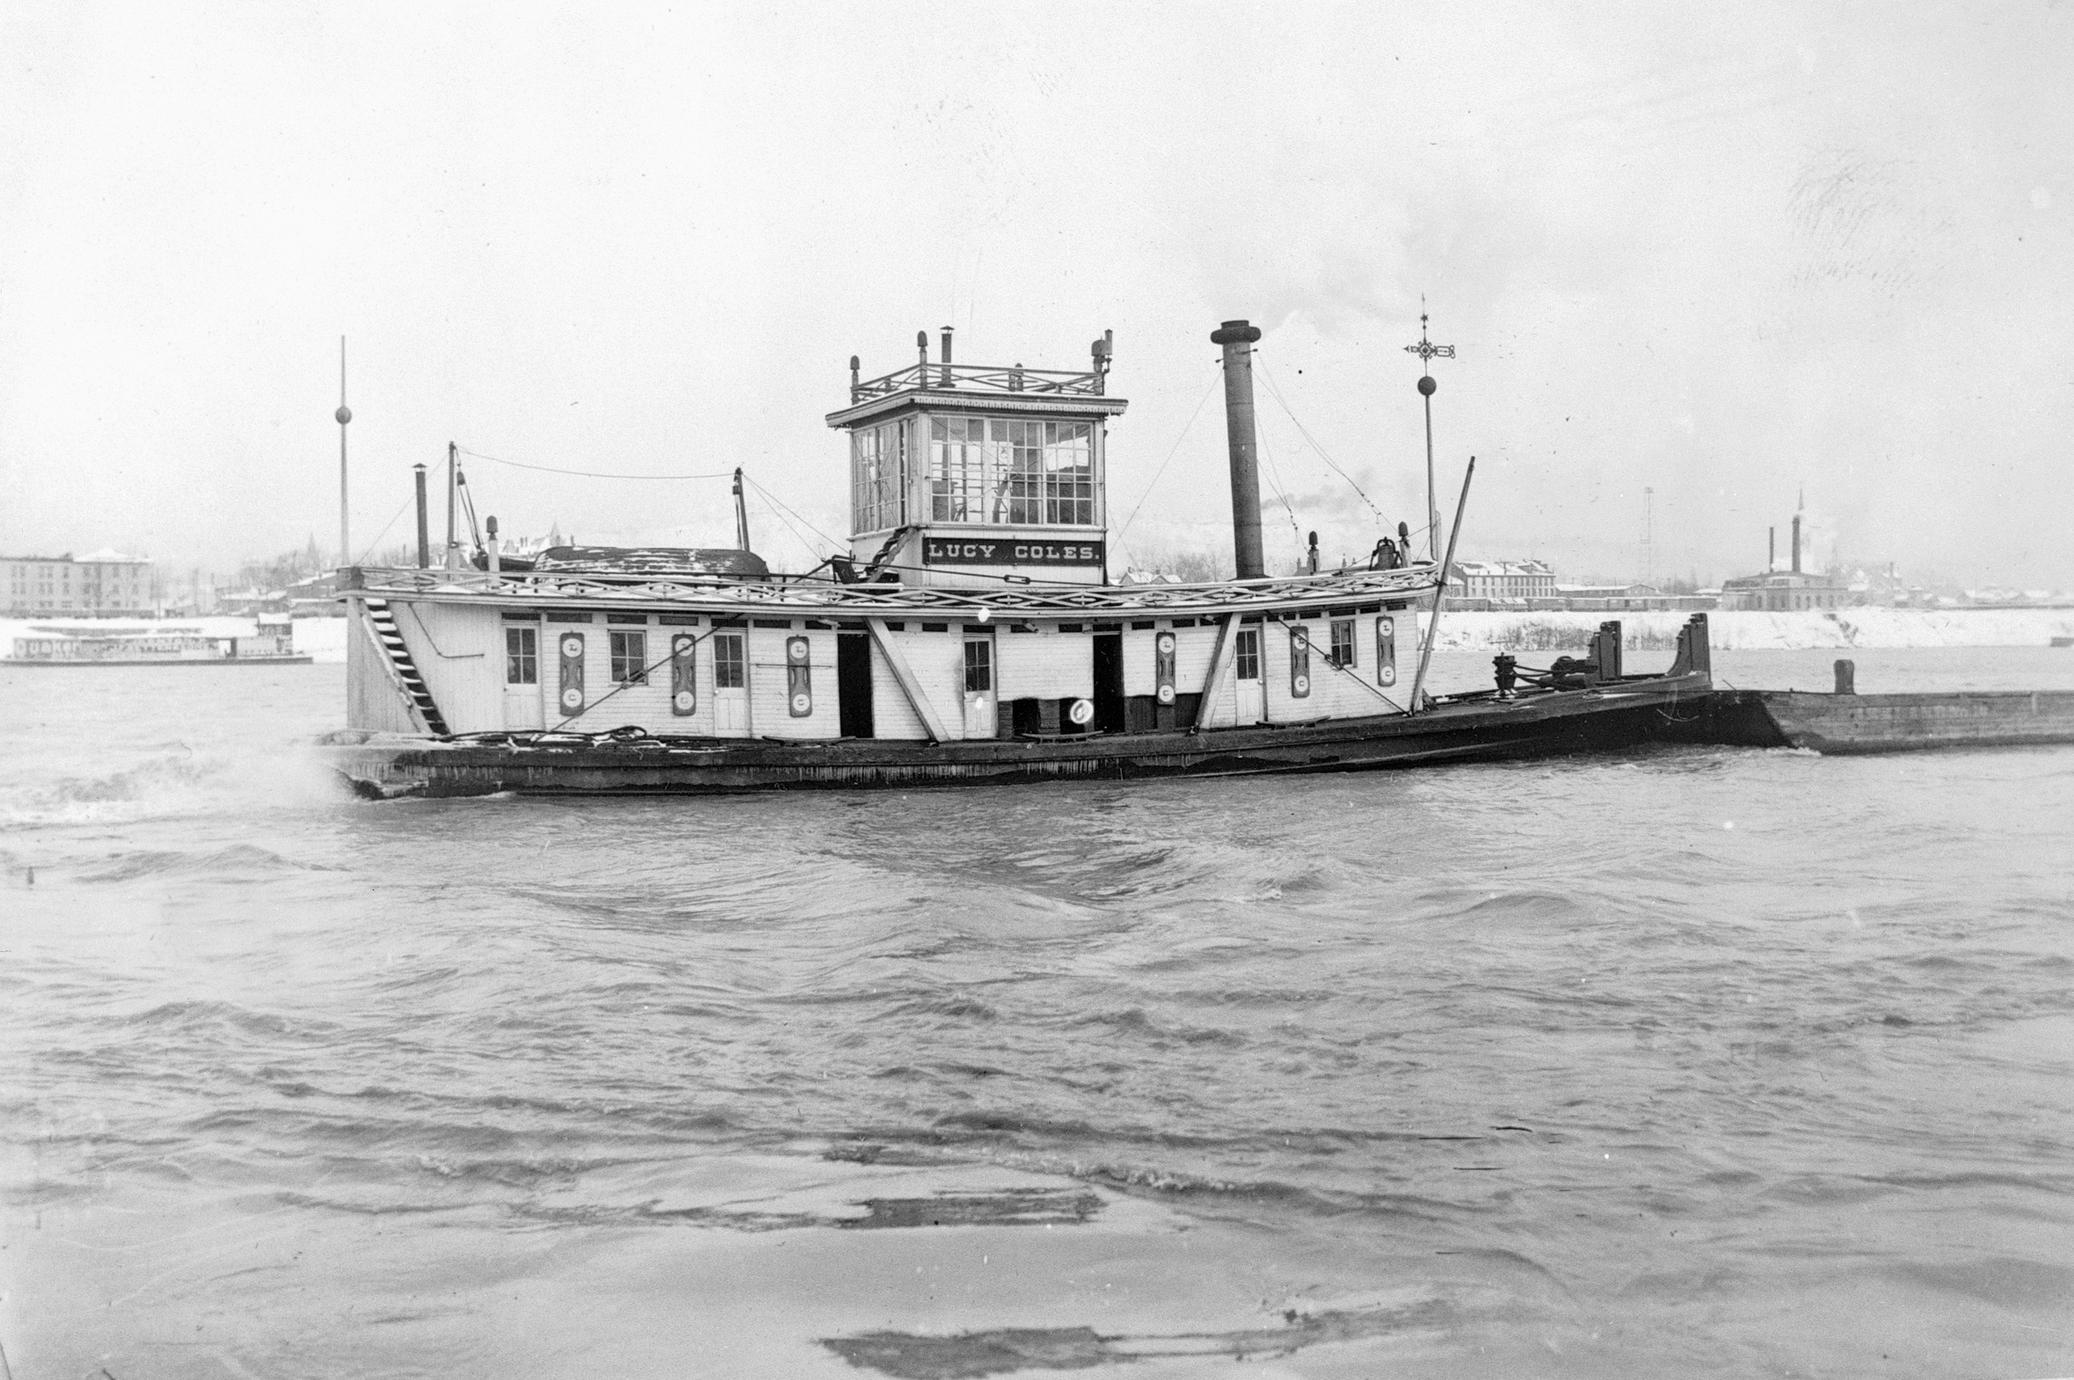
[
  {"xmin": 1402, "ymin": 306, "xmax": 1454, "ymax": 562},
  {"xmin": 335, "ymin": 336, "xmax": 352, "ymax": 566}
]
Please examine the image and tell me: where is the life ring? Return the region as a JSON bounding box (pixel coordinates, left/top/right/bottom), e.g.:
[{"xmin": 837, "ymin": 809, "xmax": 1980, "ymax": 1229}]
[
  {"xmin": 1155, "ymin": 632, "xmax": 1176, "ymax": 655},
  {"xmin": 788, "ymin": 640, "xmax": 809, "ymax": 663},
  {"xmin": 560, "ymin": 687, "xmax": 583, "ymax": 710},
  {"xmin": 790, "ymin": 692, "xmax": 812, "ymax": 715},
  {"xmin": 1379, "ymin": 667, "xmax": 1396, "ymax": 687},
  {"xmin": 560, "ymin": 636, "xmax": 583, "ymax": 658},
  {"xmin": 1067, "ymin": 698, "xmax": 1094, "ymax": 726},
  {"xmin": 1292, "ymin": 674, "xmax": 1311, "ymax": 695},
  {"xmin": 672, "ymin": 689, "xmax": 695, "ymax": 712},
  {"xmin": 1156, "ymin": 684, "xmax": 1175, "ymax": 705}
]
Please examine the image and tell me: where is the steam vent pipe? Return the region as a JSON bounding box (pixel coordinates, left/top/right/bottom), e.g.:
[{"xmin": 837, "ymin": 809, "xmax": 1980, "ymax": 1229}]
[{"xmin": 1212, "ymin": 319, "xmax": 1267, "ymax": 580}]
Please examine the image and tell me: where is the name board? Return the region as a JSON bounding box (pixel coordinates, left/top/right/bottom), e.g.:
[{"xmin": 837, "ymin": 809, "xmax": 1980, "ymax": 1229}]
[{"xmin": 921, "ymin": 537, "xmax": 1106, "ymax": 569}]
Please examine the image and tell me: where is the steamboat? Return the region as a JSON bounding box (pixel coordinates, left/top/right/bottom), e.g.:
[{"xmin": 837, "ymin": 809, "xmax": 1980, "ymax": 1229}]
[
  {"xmin": 7, "ymin": 614, "xmax": 309, "ymax": 666},
  {"xmin": 325, "ymin": 320, "xmax": 1712, "ymax": 797}
]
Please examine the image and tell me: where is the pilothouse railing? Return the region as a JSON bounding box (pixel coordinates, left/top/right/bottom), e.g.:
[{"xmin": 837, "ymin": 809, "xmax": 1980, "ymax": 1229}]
[{"xmin": 850, "ymin": 361, "xmax": 1107, "ymax": 403}]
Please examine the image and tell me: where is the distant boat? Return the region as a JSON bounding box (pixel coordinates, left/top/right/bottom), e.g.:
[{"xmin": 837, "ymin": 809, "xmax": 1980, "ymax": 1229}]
[
  {"xmin": 324, "ymin": 319, "xmax": 1713, "ymax": 798},
  {"xmin": 5, "ymin": 615, "xmax": 310, "ymax": 667}
]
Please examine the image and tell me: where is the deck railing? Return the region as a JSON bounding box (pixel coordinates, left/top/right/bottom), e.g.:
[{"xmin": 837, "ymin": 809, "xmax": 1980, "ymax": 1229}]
[{"xmin": 343, "ymin": 564, "xmax": 1440, "ymax": 618}]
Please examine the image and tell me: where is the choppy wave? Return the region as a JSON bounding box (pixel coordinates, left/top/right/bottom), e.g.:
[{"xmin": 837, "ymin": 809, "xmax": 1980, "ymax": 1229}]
[{"xmin": 8, "ymin": 656, "xmax": 2074, "ymax": 1377}]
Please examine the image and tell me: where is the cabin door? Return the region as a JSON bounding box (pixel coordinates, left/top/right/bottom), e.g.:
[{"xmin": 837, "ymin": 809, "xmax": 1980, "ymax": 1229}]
[
  {"xmin": 503, "ymin": 623, "xmax": 545, "ymax": 729},
  {"xmin": 837, "ymin": 632, "xmax": 875, "ymax": 738},
  {"xmin": 1091, "ymin": 631, "xmax": 1126, "ymax": 733},
  {"xmin": 712, "ymin": 629, "xmax": 750, "ymax": 735},
  {"xmin": 961, "ymin": 629, "xmax": 995, "ymax": 738},
  {"xmin": 1233, "ymin": 627, "xmax": 1265, "ymax": 724}
]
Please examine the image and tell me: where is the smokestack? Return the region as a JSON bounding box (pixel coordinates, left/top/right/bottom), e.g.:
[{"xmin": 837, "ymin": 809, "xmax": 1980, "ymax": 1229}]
[
  {"xmin": 941, "ymin": 326, "xmax": 954, "ymax": 387},
  {"xmin": 414, "ymin": 464, "xmax": 430, "ymax": 568},
  {"xmin": 1792, "ymin": 514, "xmax": 1802, "ymax": 574},
  {"xmin": 1211, "ymin": 319, "xmax": 1266, "ymax": 580},
  {"xmin": 1769, "ymin": 526, "xmax": 1776, "ymax": 572}
]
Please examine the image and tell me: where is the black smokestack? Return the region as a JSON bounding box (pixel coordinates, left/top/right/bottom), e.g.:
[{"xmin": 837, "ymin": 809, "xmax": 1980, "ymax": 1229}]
[{"xmin": 1211, "ymin": 320, "xmax": 1266, "ymax": 580}]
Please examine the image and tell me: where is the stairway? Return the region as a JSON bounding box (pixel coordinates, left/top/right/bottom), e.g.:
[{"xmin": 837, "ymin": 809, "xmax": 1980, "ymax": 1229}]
[{"xmin": 363, "ymin": 598, "xmax": 451, "ymax": 735}]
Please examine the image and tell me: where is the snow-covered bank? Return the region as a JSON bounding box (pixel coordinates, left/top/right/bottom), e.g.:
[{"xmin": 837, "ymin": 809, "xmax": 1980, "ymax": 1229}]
[{"xmin": 1423, "ymin": 607, "xmax": 2074, "ymax": 652}]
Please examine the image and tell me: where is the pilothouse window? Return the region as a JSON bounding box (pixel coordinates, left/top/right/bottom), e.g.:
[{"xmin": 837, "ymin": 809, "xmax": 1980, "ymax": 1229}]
[{"xmin": 929, "ymin": 417, "xmax": 1095, "ymax": 526}]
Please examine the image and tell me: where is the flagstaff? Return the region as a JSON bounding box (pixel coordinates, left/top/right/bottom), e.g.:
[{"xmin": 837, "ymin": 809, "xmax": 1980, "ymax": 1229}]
[{"xmin": 1402, "ymin": 308, "xmax": 1454, "ymax": 563}]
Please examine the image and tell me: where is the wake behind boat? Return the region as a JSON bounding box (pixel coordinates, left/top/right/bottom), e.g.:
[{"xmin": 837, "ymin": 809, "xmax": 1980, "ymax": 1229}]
[{"xmin": 324, "ymin": 319, "xmax": 1712, "ymax": 797}]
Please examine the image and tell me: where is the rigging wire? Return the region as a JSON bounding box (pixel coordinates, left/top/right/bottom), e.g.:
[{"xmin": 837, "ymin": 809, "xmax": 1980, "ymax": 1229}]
[
  {"xmin": 1256, "ymin": 361, "xmax": 1389, "ymax": 528},
  {"xmin": 741, "ymin": 474, "xmax": 842, "ymax": 552},
  {"xmin": 352, "ymin": 495, "xmax": 413, "ymax": 566},
  {"xmin": 1112, "ymin": 360, "xmax": 1222, "ymax": 556},
  {"xmin": 455, "ymin": 469, "xmax": 483, "ymax": 550},
  {"xmin": 456, "ymin": 446, "xmax": 734, "ymax": 482},
  {"xmin": 1251, "ymin": 412, "xmax": 1305, "ymax": 562},
  {"xmin": 748, "ymin": 486, "xmax": 823, "ymax": 563}
]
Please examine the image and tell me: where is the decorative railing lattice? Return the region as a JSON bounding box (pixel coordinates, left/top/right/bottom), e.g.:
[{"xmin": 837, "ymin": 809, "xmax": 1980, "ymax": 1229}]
[{"xmin": 345, "ymin": 565, "xmax": 1440, "ymax": 618}]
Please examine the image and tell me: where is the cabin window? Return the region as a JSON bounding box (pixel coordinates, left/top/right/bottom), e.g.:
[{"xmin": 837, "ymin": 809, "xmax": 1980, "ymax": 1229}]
[
  {"xmin": 505, "ymin": 626, "xmax": 538, "ymax": 684},
  {"xmin": 609, "ymin": 630, "xmax": 648, "ymax": 685},
  {"xmin": 964, "ymin": 636, "xmax": 993, "ymax": 692},
  {"xmin": 1329, "ymin": 618, "xmax": 1356, "ymax": 668},
  {"xmin": 714, "ymin": 631, "xmax": 747, "ymax": 689},
  {"xmin": 851, "ymin": 419, "xmax": 910, "ymax": 534},
  {"xmin": 1234, "ymin": 628, "xmax": 1262, "ymax": 680},
  {"xmin": 929, "ymin": 416, "xmax": 1096, "ymax": 526}
]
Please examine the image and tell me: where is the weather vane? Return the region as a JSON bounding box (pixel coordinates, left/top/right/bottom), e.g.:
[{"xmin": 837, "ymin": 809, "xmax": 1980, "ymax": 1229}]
[
  {"xmin": 1402, "ymin": 306, "xmax": 1454, "ymax": 562},
  {"xmin": 1403, "ymin": 311, "xmax": 1455, "ymax": 370}
]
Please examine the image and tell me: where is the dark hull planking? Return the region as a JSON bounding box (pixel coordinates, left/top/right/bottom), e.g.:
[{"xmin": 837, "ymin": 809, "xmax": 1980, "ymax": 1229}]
[
  {"xmin": 1743, "ymin": 689, "xmax": 2074, "ymax": 755},
  {"xmin": 324, "ymin": 673, "xmax": 1710, "ymax": 797}
]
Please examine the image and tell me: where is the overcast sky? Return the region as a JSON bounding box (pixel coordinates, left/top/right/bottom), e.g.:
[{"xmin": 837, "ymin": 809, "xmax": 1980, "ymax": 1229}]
[{"xmin": 3, "ymin": 2, "xmax": 2069, "ymax": 588}]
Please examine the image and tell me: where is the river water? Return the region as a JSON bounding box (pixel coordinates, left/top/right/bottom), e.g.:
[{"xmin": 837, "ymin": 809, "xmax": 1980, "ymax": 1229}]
[{"xmin": 3, "ymin": 650, "xmax": 2072, "ymax": 1378}]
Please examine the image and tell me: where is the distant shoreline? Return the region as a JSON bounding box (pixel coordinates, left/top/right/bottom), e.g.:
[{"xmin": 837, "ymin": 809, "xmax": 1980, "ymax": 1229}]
[
  {"xmin": 7, "ymin": 608, "xmax": 2073, "ymax": 664},
  {"xmin": 1429, "ymin": 607, "xmax": 2074, "ymax": 651}
]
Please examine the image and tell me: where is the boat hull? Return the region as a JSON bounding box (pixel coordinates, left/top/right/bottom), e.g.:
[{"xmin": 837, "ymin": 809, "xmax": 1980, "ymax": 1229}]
[
  {"xmin": 1708, "ymin": 688, "xmax": 2074, "ymax": 755},
  {"xmin": 322, "ymin": 674, "xmax": 1710, "ymax": 797}
]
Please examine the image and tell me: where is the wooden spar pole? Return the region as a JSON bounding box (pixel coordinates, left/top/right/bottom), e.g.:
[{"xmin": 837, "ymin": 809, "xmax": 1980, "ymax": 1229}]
[
  {"xmin": 1406, "ymin": 455, "xmax": 1476, "ymax": 715},
  {"xmin": 446, "ymin": 442, "xmax": 459, "ymax": 570}
]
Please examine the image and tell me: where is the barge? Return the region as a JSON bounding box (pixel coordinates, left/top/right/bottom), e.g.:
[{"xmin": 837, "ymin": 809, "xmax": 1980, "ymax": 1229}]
[{"xmin": 326, "ymin": 320, "xmax": 1714, "ymax": 798}]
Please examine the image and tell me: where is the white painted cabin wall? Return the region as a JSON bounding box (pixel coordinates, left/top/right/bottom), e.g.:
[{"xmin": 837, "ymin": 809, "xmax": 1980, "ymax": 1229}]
[
  {"xmin": 995, "ymin": 628, "xmax": 1094, "ymax": 701},
  {"xmin": 867, "ymin": 639, "xmax": 929, "ymax": 740},
  {"xmin": 399, "ymin": 600, "xmax": 501, "ymax": 733},
  {"xmin": 748, "ymin": 625, "xmax": 840, "ymax": 740},
  {"xmin": 884, "ymin": 627, "xmax": 968, "ymax": 739}
]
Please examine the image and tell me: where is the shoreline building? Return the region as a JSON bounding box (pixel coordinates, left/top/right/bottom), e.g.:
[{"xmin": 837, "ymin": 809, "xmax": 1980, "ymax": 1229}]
[
  {"xmin": 2, "ymin": 550, "xmax": 155, "ymax": 617},
  {"xmin": 1717, "ymin": 501, "xmax": 1847, "ymax": 611},
  {"xmin": 1446, "ymin": 558, "xmax": 1556, "ymax": 607}
]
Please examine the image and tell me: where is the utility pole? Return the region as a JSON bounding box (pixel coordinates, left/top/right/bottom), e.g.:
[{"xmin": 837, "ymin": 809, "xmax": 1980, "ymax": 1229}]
[
  {"xmin": 1402, "ymin": 307, "xmax": 1454, "ymax": 562},
  {"xmin": 1642, "ymin": 486, "xmax": 1654, "ymax": 587}
]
